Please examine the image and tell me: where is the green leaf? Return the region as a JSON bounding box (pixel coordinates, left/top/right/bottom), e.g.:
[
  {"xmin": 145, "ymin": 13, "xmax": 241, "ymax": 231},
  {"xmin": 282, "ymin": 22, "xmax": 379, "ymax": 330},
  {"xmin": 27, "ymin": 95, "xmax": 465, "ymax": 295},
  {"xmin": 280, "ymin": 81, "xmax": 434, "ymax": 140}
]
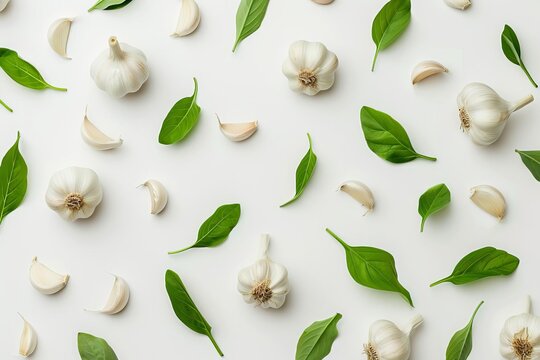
[
  {"xmin": 165, "ymin": 269, "xmax": 224, "ymax": 356},
  {"xmin": 169, "ymin": 203, "xmax": 241, "ymax": 254},
  {"xmin": 445, "ymin": 301, "xmax": 484, "ymax": 360},
  {"xmin": 418, "ymin": 183, "xmax": 451, "ymax": 232},
  {"xmin": 159, "ymin": 78, "xmax": 201, "ymax": 145},
  {"xmin": 77, "ymin": 333, "xmax": 119, "ymax": 360},
  {"xmin": 88, "ymin": 0, "xmax": 133, "ymax": 11},
  {"xmin": 371, "ymin": 0, "xmax": 411, "ymax": 71},
  {"xmin": 431, "ymin": 247, "xmax": 519, "ymax": 287},
  {"xmin": 516, "ymin": 149, "xmax": 540, "ymax": 181},
  {"xmin": 295, "ymin": 313, "xmax": 342, "ymax": 360},
  {"xmin": 360, "ymin": 106, "xmax": 436, "ymax": 164},
  {"xmin": 0, "ymin": 49, "xmax": 67, "ymax": 91},
  {"xmin": 233, "ymin": 0, "xmax": 270, "ymax": 52},
  {"xmin": 280, "ymin": 133, "xmax": 317, "ymax": 207},
  {"xmin": 326, "ymin": 228, "xmax": 413, "ymax": 306},
  {"xmin": 0, "ymin": 98, "xmax": 12, "ymax": 112},
  {"xmin": 0, "ymin": 132, "xmax": 28, "ymax": 226},
  {"xmin": 501, "ymin": 24, "xmax": 538, "ymax": 88}
]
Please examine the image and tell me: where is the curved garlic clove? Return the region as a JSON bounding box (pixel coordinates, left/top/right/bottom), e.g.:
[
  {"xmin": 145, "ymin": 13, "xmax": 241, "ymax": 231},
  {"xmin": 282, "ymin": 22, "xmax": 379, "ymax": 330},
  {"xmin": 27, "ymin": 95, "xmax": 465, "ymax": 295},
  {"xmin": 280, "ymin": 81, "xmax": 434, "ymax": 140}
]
[
  {"xmin": 141, "ymin": 180, "xmax": 168, "ymax": 215},
  {"xmin": 29, "ymin": 257, "xmax": 69, "ymax": 295},
  {"xmin": 411, "ymin": 60, "xmax": 448, "ymax": 85},
  {"xmin": 444, "ymin": 0, "xmax": 471, "ymax": 10},
  {"xmin": 81, "ymin": 109, "xmax": 123, "ymax": 151},
  {"xmin": 47, "ymin": 18, "xmax": 73, "ymax": 59},
  {"xmin": 0, "ymin": 0, "xmax": 10, "ymax": 12},
  {"xmin": 339, "ymin": 180, "xmax": 374, "ymax": 215},
  {"xmin": 311, "ymin": 0, "xmax": 335, "ymax": 4},
  {"xmin": 18, "ymin": 314, "xmax": 38, "ymax": 357},
  {"xmin": 217, "ymin": 114, "xmax": 258, "ymax": 142},
  {"xmin": 87, "ymin": 275, "xmax": 130, "ymax": 315},
  {"xmin": 172, "ymin": 0, "xmax": 201, "ymax": 37},
  {"xmin": 470, "ymin": 185, "xmax": 506, "ymax": 221}
]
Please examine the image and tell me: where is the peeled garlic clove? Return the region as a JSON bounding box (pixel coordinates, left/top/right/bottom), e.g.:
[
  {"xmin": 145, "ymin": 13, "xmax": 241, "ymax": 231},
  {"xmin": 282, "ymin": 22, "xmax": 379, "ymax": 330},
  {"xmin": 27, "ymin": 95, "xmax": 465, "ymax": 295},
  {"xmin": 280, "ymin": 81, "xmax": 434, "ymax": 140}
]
[
  {"xmin": 172, "ymin": 0, "xmax": 201, "ymax": 37},
  {"xmin": 88, "ymin": 275, "xmax": 130, "ymax": 315},
  {"xmin": 29, "ymin": 257, "xmax": 69, "ymax": 295},
  {"xmin": 47, "ymin": 18, "xmax": 73, "ymax": 59},
  {"xmin": 312, "ymin": 0, "xmax": 335, "ymax": 4},
  {"xmin": 81, "ymin": 109, "xmax": 123, "ymax": 150},
  {"xmin": 18, "ymin": 314, "xmax": 38, "ymax": 357},
  {"xmin": 444, "ymin": 0, "xmax": 471, "ymax": 10},
  {"xmin": 411, "ymin": 60, "xmax": 448, "ymax": 85},
  {"xmin": 339, "ymin": 181, "xmax": 374, "ymax": 215},
  {"xmin": 141, "ymin": 180, "xmax": 168, "ymax": 214},
  {"xmin": 217, "ymin": 114, "xmax": 258, "ymax": 142},
  {"xmin": 470, "ymin": 185, "xmax": 506, "ymax": 221},
  {"xmin": 0, "ymin": 0, "xmax": 10, "ymax": 12}
]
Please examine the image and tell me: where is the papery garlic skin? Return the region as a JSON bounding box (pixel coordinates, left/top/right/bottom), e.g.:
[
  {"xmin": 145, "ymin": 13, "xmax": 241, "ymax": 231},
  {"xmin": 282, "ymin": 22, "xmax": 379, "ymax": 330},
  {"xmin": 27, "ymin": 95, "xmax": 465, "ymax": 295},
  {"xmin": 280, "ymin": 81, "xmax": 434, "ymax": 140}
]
[
  {"xmin": 444, "ymin": 0, "xmax": 471, "ymax": 10},
  {"xmin": 282, "ymin": 40, "xmax": 338, "ymax": 96},
  {"xmin": 217, "ymin": 114, "xmax": 258, "ymax": 142},
  {"xmin": 364, "ymin": 315, "xmax": 423, "ymax": 360},
  {"xmin": 47, "ymin": 18, "xmax": 73, "ymax": 59},
  {"xmin": 88, "ymin": 275, "xmax": 130, "ymax": 315},
  {"xmin": 30, "ymin": 257, "xmax": 69, "ymax": 295},
  {"xmin": 500, "ymin": 296, "xmax": 540, "ymax": 360},
  {"xmin": 411, "ymin": 60, "xmax": 447, "ymax": 85},
  {"xmin": 81, "ymin": 109, "xmax": 123, "ymax": 150},
  {"xmin": 91, "ymin": 36, "xmax": 149, "ymax": 98},
  {"xmin": 458, "ymin": 83, "xmax": 534, "ymax": 145},
  {"xmin": 141, "ymin": 180, "xmax": 168, "ymax": 214},
  {"xmin": 0, "ymin": 0, "xmax": 10, "ymax": 12},
  {"xmin": 18, "ymin": 314, "xmax": 38, "ymax": 357},
  {"xmin": 470, "ymin": 185, "xmax": 506, "ymax": 221},
  {"xmin": 339, "ymin": 180, "xmax": 374, "ymax": 215},
  {"xmin": 45, "ymin": 166, "xmax": 103, "ymax": 221},
  {"xmin": 237, "ymin": 234, "xmax": 289, "ymax": 309},
  {"xmin": 172, "ymin": 0, "xmax": 201, "ymax": 37}
]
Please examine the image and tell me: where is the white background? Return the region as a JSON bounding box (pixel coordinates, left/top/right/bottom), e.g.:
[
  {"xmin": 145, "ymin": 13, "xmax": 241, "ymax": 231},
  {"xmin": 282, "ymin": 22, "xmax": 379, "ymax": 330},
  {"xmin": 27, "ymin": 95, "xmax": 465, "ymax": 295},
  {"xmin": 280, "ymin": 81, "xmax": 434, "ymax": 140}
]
[{"xmin": 0, "ymin": 0, "xmax": 539, "ymax": 358}]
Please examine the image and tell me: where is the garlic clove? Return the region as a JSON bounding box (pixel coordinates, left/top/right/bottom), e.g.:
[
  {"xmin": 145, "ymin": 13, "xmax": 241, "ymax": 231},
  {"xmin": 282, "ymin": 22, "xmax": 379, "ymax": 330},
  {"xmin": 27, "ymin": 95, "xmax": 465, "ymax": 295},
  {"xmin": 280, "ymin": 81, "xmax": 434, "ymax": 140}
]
[
  {"xmin": 411, "ymin": 60, "xmax": 448, "ymax": 85},
  {"xmin": 140, "ymin": 180, "xmax": 168, "ymax": 215},
  {"xmin": 470, "ymin": 185, "xmax": 506, "ymax": 221},
  {"xmin": 172, "ymin": 0, "xmax": 201, "ymax": 37},
  {"xmin": 339, "ymin": 180, "xmax": 374, "ymax": 215},
  {"xmin": 18, "ymin": 314, "xmax": 38, "ymax": 357},
  {"xmin": 444, "ymin": 0, "xmax": 471, "ymax": 10},
  {"xmin": 0, "ymin": 0, "xmax": 10, "ymax": 12},
  {"xmin": 217, "ymin": 114, "xmax": 258, "ymax": 142},
  {"xmin": 312, "ymin": 0, "xmax": 335, "ymax": 4},
  {"xmin": 81, "ymin": 108, "xmax": 123, "ymax": 151},
  {"xmin": 29, "ymin": 257, "xmax": 69, "ymax": 295},
  {"xmin": 47, "ymin": 18, "xmax": 73, "ymax": 59},
  {"xmin": 87, "ymin": 275, "xmax": 130, "ymax": 315}
]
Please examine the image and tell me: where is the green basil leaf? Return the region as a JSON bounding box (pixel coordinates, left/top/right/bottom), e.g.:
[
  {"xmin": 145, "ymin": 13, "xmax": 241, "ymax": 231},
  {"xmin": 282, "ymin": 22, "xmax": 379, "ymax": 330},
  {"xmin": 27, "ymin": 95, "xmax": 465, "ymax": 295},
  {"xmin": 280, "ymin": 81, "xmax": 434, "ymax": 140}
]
[
  {"xmin": 0, "ymin": 132, "xmax": 28, "ymax": 226},
  {"xmin": 0, "ymin": 98, "xmax": 12, "ymax": 112},
  {"xmin": 77, "ymin": 333, "xmax": 119, "ymax": 360},
  {"xmin": 233, "ymin": 0, "xmax": 270, "ymax": 52},
  {"xmin": 445, "ymin": 301, "xmax": 484, "ymax": 360},
  {"xmin": 0, "ymin": 49, "xmax": 67, "ymax": 91},
  {"xmin": 165, "ymin": 269, "xmax": 224, "ymax": 356},
  {"xmin": 280, "ymin": 133, "xmax": 317, "ymax": 207},
  {"xmin": 295, "ymin": 313, "xmax": 342, "ymax": 360},
  {"xmin": 88, "ymin": 0, "xmax": 133, "ymax": 11},
  {"xmin": 516, "ymin": 149, "xmax": 540, "ymax": 181},
  {"xmin": 431, "ymin": 247, "xmax": 519, "ymax": 287},
  {"xmin": 371, "ymin": 0, "xmax": 411, "ymax": 71},
  {"xmin": 326, "ymin": 228, "xmax": 413, "ymax": 307},
  {"xmin": 360, "ymin": 106, "xmax": 436, "ymax": 164},
  {"xmin": 159, "ymin": 78, "xmax": 201, "ymax": 145},
  {"xmin": 418, "ymin": 183, "xmax": 451, "ymax": 232},
  {"xmin": 501, "ymin": 24, "xmax": 538, "ymax": 88},
  {"xmin": 169, "ymin": 203, "xmax": 241, "ymax": 254}
]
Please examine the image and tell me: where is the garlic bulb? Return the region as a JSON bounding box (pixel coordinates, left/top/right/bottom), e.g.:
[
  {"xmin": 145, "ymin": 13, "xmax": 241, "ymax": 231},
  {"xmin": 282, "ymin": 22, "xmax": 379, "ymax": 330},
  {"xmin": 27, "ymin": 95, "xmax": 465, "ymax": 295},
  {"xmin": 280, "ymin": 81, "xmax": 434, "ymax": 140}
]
[
  {"xmin": 18, "ymin": 314, "xmax": 37, "ymax": 357},
  {"xmin": 237, "ymin": 234, "xmax": 289, "ymax": 309},
  {"xmin": 500, "ymin": 296, "xmax": 540, "ymax": 360},
  {"xmin": 411, "ymin": 60, "xmax": 447, "ymax": 85},
  {"xmin": 90, "ymin": 36, "xmax": 149, "ymax": 98},
  {"xmin": 339, "ymin": 180, "xmax": 374, "ymax": 215},
  {"xmin": 45, "ymin": 166, "xmax": 103, "ymax": 221},
  {"xmin": 458, "ymin": 83, "xmax": 534, "ymax": 145},
  {"xmin": 140, "ymin": 180, "xmax": 168, "ymax": 214},
  {"xmin": 444, "ymin": 0, "xmax": 471, "ymax": 10},
  {"xmin": 47, "ymin": 18, "xmax": 73, "ymax": 59},
  {"xmin": 172, "ymin": 0, "xmax": 201, "ymax": 37},
  {"xmin": 217, "ymin": 114, "xmax": 258, "ymax": 142},
  {"xmin": 0, "ymin": 0, "xmax": 10, "ymax": 12},
  {"xmin": 282, "ymin": 40, "xmax": 338, "ymax": 96},
  {"xmin": 364, "ymin": 315, "xmax": 423, "ymax": 360},
  {"xmin": 470, "ymin": 185, "xmax": 506, "ymax": 221},
  {"xmin": 81, "ymin": 108, "xmax": 123, "ymax": 150},
  {"xmin": 30, "ymin": 257, "xmax": 69, "ymax": 295},
  {"xmin": 87, "ymin": 275, "xmax": 130, "ymax": 315}
]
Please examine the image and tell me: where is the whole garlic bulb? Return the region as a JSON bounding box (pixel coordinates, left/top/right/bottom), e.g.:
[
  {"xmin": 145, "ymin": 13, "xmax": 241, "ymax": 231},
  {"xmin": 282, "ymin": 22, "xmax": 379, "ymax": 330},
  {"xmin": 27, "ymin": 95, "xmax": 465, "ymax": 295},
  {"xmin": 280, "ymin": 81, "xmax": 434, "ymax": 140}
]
[
  {"xmin": 45, "ymin": 166, "xmax": 103, "ymax": 221},
  {"xmin": 0, "ymin": 0, "xmax": 10, "ymax": 12},
  {"xmin": 457, "ymin": 83, "xmax": 534, "ymax": 145},
  {"xmin": 282, "ymin": 40, "xmax": 338, "ymax": 96},
  {"xmin": 364, "ymin": 315, "xmax": 423, "ymax": 360},
  {"xmin": 91, "ymin": 36, "xmax": 149, "ymax": 98},
  {"xmin": 237, "ymin": 234, "xmax": 289, "ymax": 309},
  {"xmin": 500, "ymin": 296, "xmax": 540, "ymax": 360}
]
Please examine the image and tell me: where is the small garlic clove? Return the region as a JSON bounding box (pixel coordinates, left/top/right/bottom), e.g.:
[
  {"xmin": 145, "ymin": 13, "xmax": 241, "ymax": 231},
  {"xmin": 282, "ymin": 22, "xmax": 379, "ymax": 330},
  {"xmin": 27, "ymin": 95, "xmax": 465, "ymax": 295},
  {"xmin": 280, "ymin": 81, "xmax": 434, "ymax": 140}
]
[
  {"xmin": 172, "ymin": 0, "xmax": 201, "ymax": 37},
  {"xmin": 29, "ymin": 257, "xmax": 69, "ymax": 295},
  {"xmin": 444, "ymin": 0, "xmax": 471, "ymax": 10},
  {"xmin": 411, "ymin": 60, "xmax": 448, "ymax": 85},
  {"xmin": 140, "ymin": 180, "xmax": 168, "ymax": 215},
  {"xmin": 339, "ymin": 180, "xmax": 375, "ymax": 215},
  {"xmin": 0, "ymin": 0, "xmax": 10, "ymax": 12},
  {"xmin": 87, "ymin": 275, "xmax": 130, "ymax": 315},
  {"xmin": 470, "ymin": 185, "xmax": 506, "ymax": 221},
  {"xmin": 217, "ymin": 114, "xmax": 258, "ymax": 142},
  {"xmin": 81, "ymin": 109, "xmax": 123, "ymax": 151},
  {"xmin": 312, "ymin": 0, "xmax": 335, "ymax": 4},
  {"xmin": 47, "ymin": 18, "xmax": 73, "ymax": 59},
  {"xmin": 18, "ymin": 314, "xmax": 38, "ymax": 357}
]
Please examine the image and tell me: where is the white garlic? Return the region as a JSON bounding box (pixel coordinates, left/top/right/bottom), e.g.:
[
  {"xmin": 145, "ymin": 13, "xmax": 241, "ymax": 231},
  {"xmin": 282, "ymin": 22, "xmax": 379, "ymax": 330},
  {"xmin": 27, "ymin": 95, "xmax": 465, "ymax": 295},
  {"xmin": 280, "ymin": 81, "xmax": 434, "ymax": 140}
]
[
  {"xmin": 140, "ymin": 180, "xmax": 168, "ymax": 215},
  {"xmin": 81, "ymin": 108, "xmax": 123, "ymax": 150},
  {"xmin": 312, "ymin": 0, "xmax": 334, "ymax": 4},
  {"xmin": 500, "ymin": 296, "xmax": 540, "ymax": 360},
  {"xmin": 339, "ymin": 180, "xmax": 374, "ymax": 215},
  {"xmin": 217, "ymin": 114, "xmax": 258, "ymax": 142},
  {"xmin": 444, "ymin": 0, "xmax": 471, "ymax": 10},
  {"xmin": 47, "ymin": 18, "xmax": 73, "ymax": 59},
  {"xmin": 87, "ymin": 275, "xmax": 130, "ymax": 315},
  {"xmin": 91, "ymin": 36, "xmax": 149, "ymax": 98},
  {"xmin": 0, "ymin": 0, "xmax": 10, "ymax": 12},
  {"xmin": 470, "ymin": 185, "xmax": 506, "ymax": 221},
  {"xmin": 172, "ymin": 0, "xmax": 201, "ymax": 37},
  {"xmin": 411, "ymin": 60, "xmax": 447, "ymax": 85},
  {"xmin": 45, "ymin": 166, "xmax": 103, "ymax": 221},
  {"xmin": 29, "ymin": 257, "xmax": 69, "ymax": 295},
  {"xmin": 18, "ymin": 314, "xmax": 37, "ymax": 357},
  {"xmin": 237, "ymin": 234, "xmax": 289, "ymax": 309},
  {"xmin": 364, "ymin": 315, "xmax": 423, "ymax": 360},
  {"xmin": 282, "ymin": 40, "xmax": 338, "ymax": 96},
  {"xmin": 458, "ymin": 83, "xmax": 534, "ymax": 145}
]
